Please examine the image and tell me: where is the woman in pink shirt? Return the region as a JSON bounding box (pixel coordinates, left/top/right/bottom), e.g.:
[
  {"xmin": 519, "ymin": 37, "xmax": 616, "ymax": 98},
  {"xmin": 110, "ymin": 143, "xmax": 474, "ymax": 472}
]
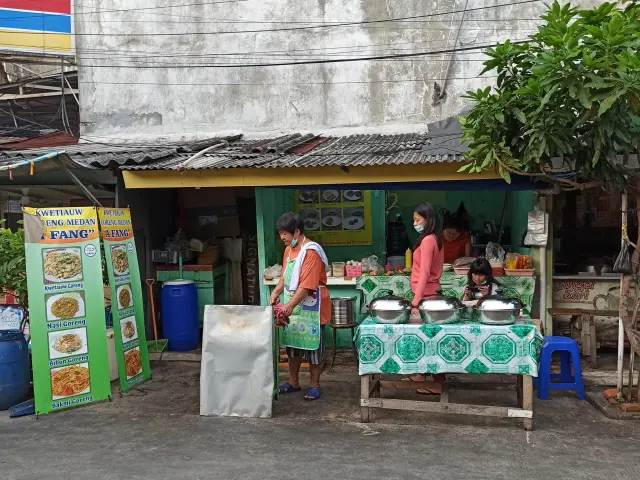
[
  {"xmin": 411, "ymin": 203, "xmax": 444, "ymax": 305},
  {"xmin": 409, "ymin": 203, "xmax": 445, "ymax": 391}
]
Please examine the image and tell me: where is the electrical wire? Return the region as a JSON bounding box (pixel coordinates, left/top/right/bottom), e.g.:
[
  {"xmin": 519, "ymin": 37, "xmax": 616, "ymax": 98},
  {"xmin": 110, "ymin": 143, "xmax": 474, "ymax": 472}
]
[
  {"xmin": 70, "ymin": 41, "xmax": 531, "ymax": 68},
  {"xmin": 3, "ymin": 0, "xmax": 541, "ymax": 22},
  {"xmin": 68, "ymin": 1, "xmax": 541, "ymax": 37}
]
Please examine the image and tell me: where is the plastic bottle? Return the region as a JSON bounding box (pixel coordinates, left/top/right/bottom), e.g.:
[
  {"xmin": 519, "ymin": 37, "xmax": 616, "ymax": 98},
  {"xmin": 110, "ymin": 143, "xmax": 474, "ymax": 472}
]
[{"xmin": 405, "ymin": 248, "xmax": 413, "ymax": 269}]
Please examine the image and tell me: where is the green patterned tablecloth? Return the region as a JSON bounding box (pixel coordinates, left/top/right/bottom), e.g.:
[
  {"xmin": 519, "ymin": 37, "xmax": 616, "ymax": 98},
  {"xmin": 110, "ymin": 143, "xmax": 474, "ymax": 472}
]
[
  {"xmin": 357, "ymin": 318, "xmax": 543, "ymax": 376},
  {"xmin": 356, "ymin": 274, "xmax": 536, "ymax": 314}
]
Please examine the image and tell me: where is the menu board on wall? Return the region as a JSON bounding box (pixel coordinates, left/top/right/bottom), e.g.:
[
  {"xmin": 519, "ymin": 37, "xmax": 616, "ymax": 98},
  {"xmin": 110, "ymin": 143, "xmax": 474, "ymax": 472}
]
[
  {"xmin": 98, "ymin": 208, "xmax": 151, "ymax": 391},
  {"xmin": 293, "ymin": 190, "xmax": 372, "ymax": 246},
  {"xmin": 23, "ymin": 207, "xmax": 111, "ymax": 415}
]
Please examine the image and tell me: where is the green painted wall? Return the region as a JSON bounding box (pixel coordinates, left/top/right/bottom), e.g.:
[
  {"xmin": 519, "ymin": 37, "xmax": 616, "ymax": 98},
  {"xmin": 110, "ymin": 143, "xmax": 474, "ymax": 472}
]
[{"xmin": 256, "ymin": 186, "xmax": 535, "ymax": 348}]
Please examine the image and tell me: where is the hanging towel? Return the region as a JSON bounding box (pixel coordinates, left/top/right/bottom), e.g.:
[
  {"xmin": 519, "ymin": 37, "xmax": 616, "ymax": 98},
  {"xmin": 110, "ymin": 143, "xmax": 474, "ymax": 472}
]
[{"xmin": 287, "ymin": 242, "xmax": 329, "ymax": 292}]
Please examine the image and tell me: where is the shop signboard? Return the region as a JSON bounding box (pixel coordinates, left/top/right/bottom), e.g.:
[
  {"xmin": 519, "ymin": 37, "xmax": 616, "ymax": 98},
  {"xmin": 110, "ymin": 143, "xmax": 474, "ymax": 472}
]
[
  {"xmin": 294, "ymin": 189, "xmax": 372, "ymax": 246},
  {"xmin": 0, "ymin": 0, "xmax": 75, "ymax": 56},
  {"xmin": 98, "ymin": 208, "xmax": 151, "ymax": 390},
  {"xmin": 23, "ymin": 207, "xmax": 111, "ymax": 414}
]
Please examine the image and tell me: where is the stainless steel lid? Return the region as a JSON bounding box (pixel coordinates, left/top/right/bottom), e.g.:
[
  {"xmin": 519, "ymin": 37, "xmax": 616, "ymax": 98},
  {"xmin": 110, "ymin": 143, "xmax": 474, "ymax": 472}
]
[
  {"xmin": 418, "ymin": 296, "xmax": 462, "ymax": 311},
  {"xmin": 369, "ymin": 292, "xmax": 411, "ymax": 311},
  {"xmin": 476, "ymin": 296, "xmax": 522, "ymax": 311}
]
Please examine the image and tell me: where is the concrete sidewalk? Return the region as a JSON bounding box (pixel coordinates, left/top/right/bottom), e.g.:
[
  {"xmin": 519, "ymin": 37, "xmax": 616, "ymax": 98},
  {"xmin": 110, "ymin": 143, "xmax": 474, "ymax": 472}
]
[{"xmin": 2, "ymin": 360, "xmax": 639, "ymax": 480}]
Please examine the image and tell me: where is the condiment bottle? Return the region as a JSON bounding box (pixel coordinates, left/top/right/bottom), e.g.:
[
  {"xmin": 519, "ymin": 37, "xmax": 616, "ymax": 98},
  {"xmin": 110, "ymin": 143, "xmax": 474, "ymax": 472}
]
[{"xmin": 405, "ymin": 248, "xmax": 413, "ymax": 269}]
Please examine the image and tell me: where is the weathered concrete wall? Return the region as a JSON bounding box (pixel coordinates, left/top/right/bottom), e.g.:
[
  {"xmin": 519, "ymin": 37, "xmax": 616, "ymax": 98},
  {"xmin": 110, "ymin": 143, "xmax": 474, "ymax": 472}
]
[{"xmin": 76, "ymin": 0, "xmax": 606, "ymax": 141}]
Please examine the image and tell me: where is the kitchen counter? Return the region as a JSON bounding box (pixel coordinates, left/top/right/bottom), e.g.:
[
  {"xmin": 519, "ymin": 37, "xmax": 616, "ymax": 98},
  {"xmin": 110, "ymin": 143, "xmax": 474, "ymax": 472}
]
[{"xmin": 553, "ymin": 275, "xmax": 621, "ymax": 281}]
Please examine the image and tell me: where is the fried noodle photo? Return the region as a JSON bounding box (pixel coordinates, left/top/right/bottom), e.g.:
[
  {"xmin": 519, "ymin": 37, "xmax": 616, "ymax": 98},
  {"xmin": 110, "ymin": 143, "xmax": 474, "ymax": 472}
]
[
  {"xmin": 44, "ymin": 252, "xmax": 82, "ymax": 280},
  {"xmin": 51, "ymin": 365, "xmax": 90, "ymax": 397},
  {"xmin": 125, "ymin": 349, "xmax": 142, "ymax": 377},
  {"xmin": 119, "ymin": 288, "xmax": 131, "ymax": 308},
  {"xmin": 51, "ymin": 297, "xmax": 79, "ymax": 319},
  {"xmin": 123, "ymin": 320, "xmax": 136, "ymax": 339},
  {"xmin": 53, "ymin": 333, "xmax": 82, "ymax": 354},
  {"xmin": 112, "ymin": 249, "xmax": 129, "ymax": 273}
]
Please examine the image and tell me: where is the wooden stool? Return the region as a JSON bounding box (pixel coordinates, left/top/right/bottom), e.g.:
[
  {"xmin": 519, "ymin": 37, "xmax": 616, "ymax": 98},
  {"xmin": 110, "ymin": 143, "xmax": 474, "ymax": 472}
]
[{"xmin": 328, "ymin": 323, "xmax": 358, "ymax": 371}]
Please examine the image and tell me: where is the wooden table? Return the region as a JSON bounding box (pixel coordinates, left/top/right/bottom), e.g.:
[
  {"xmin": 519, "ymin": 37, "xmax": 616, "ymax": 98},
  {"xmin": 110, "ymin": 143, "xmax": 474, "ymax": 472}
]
[
  {"xmin": 357, "ymin": 318, "xmax": 542, "ymax": 430},
  {"xmin": 547, "ymin": 307, "xmax": 627, "ymax": 368},
  {"xmin": 360, "ymin": 374, "xmax": 534, "ymax": 430}
]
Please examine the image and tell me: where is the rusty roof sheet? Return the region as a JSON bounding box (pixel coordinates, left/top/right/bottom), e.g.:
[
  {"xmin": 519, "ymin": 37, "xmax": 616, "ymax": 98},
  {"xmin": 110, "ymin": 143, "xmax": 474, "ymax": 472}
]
[
  {"xmin": 122, "ymin": 132, "xmax": 465, "ymax": 171},
  {"xmin": 0, "ymin": 130, "xmax": 467, "ymax": 172}
]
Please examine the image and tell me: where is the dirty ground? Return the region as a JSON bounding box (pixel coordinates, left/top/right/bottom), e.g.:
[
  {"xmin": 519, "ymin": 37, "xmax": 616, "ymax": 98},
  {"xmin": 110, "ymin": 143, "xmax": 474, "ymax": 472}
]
[{"xmin": 2, "ymin": 358, "xmax": 639, "ymax": 480}]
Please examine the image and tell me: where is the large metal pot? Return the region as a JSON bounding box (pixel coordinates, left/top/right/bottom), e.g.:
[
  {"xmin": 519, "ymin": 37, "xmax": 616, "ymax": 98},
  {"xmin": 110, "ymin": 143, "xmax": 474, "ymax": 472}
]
[
  {"xmin": 475, "ymin": 296, "xmax": 522, "ymax": 325},
  {"xmin": 418, "ymin": 296, "xmax": 463, "ymax": 325},
  {"xmin": 369, "ymin": 291, "xmax": 411, "ymax": 324},
  {"xmin": 330, "ymin": 297, "xmax": 356, "ymax": 326}
]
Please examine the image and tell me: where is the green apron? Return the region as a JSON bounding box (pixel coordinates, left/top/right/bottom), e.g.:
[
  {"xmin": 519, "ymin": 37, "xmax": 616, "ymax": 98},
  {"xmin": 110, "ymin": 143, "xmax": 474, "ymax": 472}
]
[{"xmin": 281, "ymin": 253, "xmax": 322, "ymax": 350}]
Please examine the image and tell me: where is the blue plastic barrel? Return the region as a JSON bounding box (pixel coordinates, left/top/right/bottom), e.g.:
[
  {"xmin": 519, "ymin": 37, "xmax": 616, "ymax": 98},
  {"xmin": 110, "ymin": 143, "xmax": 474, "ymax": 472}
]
[
  {"xmin": 0, "ymin": 330, "xmax": 30, "ymax": 410},
  {"xmin": 161, "ymin": 280, "xmax": 199, "ymax": 351}
]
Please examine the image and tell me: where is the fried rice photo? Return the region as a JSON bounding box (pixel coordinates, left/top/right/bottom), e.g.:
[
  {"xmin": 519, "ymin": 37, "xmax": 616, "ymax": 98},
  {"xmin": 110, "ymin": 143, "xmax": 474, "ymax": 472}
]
[{"xmin": 51, "ymin": 297, "xmax": 79, "ymax": 319}]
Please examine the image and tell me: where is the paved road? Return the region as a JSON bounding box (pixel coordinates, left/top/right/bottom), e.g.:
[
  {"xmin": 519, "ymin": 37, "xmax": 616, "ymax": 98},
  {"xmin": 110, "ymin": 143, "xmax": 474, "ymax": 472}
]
[
  {"xmin": 3, "ymin": 361, "xmax": 639, "ymax": 480},
  {"xmin": 3, "ymin": 405, "xmax": 640, "ymax": 480}
]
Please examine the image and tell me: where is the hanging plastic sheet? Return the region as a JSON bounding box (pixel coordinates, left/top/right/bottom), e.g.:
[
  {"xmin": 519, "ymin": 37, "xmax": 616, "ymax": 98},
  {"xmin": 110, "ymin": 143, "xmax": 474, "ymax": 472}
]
[{"xmin": 200, "ymin": 305, "xmax": 274, "ymax": 418}]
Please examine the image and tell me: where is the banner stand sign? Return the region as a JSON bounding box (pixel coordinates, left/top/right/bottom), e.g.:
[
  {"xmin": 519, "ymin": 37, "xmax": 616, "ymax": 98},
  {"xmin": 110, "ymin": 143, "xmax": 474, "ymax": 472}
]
[
  {"xmin": 23, "ymin": 207, "xmax": 111, "ymax": 415},
  {"xmin": 98, "ymin": 208, "xmax": 151, "ymax": 390}
]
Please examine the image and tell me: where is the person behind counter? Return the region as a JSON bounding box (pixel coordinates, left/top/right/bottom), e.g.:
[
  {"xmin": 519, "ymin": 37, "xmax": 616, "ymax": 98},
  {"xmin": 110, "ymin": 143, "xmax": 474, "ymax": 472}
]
[
  {"xmin": 463, "ymin": 257, "xmax": 499, "ymax": 301},
  {"xmin": 410, "ymin": 203, "xmax": 445, "ymax": 391},
  {"xmin": 269, "ymin": 212, "xmax": 331, "ymax": 401},
  {"xmin": 442, "ymin": 214, "xmax": 472, "ymax": 264},
  {"xmin": 411, "ymin": 203, "xmax": 445, "ymax": 305}
]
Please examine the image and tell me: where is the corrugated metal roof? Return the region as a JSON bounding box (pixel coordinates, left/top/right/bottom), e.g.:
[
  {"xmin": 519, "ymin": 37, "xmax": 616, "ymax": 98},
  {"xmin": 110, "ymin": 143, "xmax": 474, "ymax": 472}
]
[
  {"xmin": 122, "ymin": 132, "xmax": 464, "ymax": 171},
  {"xmin": 0, "ymin": 130, "xmax": 467, "ymax": 173}
]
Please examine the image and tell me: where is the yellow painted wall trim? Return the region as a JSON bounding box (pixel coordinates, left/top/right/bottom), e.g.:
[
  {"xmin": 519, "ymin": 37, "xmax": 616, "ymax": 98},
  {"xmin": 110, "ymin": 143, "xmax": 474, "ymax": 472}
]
[{"xmin": 122, "ymin": 164, "xmax": 499, "ymax": 189}]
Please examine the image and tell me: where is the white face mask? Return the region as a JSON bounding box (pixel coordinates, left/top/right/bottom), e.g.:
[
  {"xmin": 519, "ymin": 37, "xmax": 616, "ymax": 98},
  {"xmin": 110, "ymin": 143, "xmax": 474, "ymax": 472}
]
[{"xmin": 414, "ymin": 224, "xmax": 425, "ymax": 233}]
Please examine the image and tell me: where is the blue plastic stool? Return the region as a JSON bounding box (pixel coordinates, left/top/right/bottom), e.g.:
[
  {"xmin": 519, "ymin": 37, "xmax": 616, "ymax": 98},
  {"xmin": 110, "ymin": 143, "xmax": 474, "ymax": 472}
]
[{"xmin": 537, "ymin": 336, "xmax": 585, "ymax": 400}]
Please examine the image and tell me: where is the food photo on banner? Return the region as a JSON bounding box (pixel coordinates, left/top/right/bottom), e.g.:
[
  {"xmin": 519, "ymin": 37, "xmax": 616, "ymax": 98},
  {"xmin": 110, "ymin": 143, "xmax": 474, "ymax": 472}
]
[
  {"xmin": 98, "ymin": 208, "xmax": 151, "ymax": 391},
  {"xmin": 23, "ymin": 207, "xmax": 111, "ymax": 415}
]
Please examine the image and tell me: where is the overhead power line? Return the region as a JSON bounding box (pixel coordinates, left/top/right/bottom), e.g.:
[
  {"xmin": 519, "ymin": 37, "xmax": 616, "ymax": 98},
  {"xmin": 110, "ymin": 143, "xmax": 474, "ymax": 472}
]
[
  {"xmin": 72, "ymin": 40, "xmax": 529, "ymax": 68},
  {"xmin": 8, "ymin": 0, "xmax": 541, "ymax": 37}
]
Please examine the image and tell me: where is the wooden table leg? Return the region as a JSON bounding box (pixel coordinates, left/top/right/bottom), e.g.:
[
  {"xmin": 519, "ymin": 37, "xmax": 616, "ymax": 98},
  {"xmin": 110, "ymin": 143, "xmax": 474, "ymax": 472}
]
[
  {"xmin": 372, "ymin": 374, "xmax": 381, "ymax": 398},
  {"xmin": 522, "ymin": 375, "xmax": 533, "ymax": 431},
  {"xmin": 588, "ymin": 316, "xmax": 598, "ymax": 369},
  {"xmin": 360, "ymin": 374, "xmax": 370, "ymax": 423},
  {"xmin": 516, "ymin": 375, "xmax": 523, "ymax": 407}
]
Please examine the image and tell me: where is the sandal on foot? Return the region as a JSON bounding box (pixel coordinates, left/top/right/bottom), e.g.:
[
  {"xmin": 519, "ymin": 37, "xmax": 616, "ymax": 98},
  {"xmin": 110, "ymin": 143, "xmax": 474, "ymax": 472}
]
[
  {"xmin": 279, "ymin": 382, "xmax": 301, "ymax": 394},
  {"xmin": 304, "ymin": 387, "xmax": 322, "ymax": 401}
]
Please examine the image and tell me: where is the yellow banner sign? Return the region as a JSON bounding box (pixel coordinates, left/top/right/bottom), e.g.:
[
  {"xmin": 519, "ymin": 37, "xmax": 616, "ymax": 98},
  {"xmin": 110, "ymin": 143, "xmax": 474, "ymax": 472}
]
[
  {"xmin": 23, "ymin": 207, "xmax": 99, "ymax": 244},
  {"xmin": 97, "ymin": 208, "xmax": 134, "ymax": 241}
]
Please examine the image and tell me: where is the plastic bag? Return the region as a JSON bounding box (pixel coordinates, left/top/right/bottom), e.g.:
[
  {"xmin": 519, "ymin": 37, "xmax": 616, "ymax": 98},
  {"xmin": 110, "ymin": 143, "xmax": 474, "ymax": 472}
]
[
  {"xmin": 362, "ymin": 255, "xmax": 383, "ymax": 275},
  {"xmin": 524, "ymin": 209, "xmax": 549, "ymax": 246},
  {"xmin": 613, "ymin": 242, "xmax": 632, "ymax": 274},
  {"xmin": 454, "ymin": 257, "xmax": 475, "ymax": 267},
  {"xmin": 263, "ymin": 264, "xmax": 282, "ymax": 279},
  {"xmin": 485, "ymin": 242, "xmax": 505, "ymax": 266}
]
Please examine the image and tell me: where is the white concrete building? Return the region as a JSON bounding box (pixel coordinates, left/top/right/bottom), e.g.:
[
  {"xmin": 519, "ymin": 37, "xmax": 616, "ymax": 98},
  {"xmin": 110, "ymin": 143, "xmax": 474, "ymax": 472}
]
[{"xmin": 75, "ymin": 0, "xmax": 605, "ymax": 141}]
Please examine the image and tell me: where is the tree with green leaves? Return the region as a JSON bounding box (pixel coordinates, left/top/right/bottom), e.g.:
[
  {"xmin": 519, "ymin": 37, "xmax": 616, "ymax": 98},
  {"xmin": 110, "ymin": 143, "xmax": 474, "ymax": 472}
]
[{"xmin": 460, "ymin": 1, "xmax": 640, "ymax": 358}]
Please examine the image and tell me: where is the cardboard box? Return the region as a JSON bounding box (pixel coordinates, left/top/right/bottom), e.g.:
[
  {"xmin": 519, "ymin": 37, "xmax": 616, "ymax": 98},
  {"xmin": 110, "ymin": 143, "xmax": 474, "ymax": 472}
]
[{"xmin": 198, "ymin": 246, "xmax": 220, "ymax": 266}]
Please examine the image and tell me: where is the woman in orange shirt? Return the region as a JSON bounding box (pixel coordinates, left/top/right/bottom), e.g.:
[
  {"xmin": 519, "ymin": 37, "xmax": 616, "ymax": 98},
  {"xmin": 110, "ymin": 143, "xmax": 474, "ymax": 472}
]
[
  {"xmin": 269, "ymin": 212, "xmax": 331, "ymax": 401},
  {"xmin": 442, "ymin": 214, "xmax": 471, "ymax": 264}
]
